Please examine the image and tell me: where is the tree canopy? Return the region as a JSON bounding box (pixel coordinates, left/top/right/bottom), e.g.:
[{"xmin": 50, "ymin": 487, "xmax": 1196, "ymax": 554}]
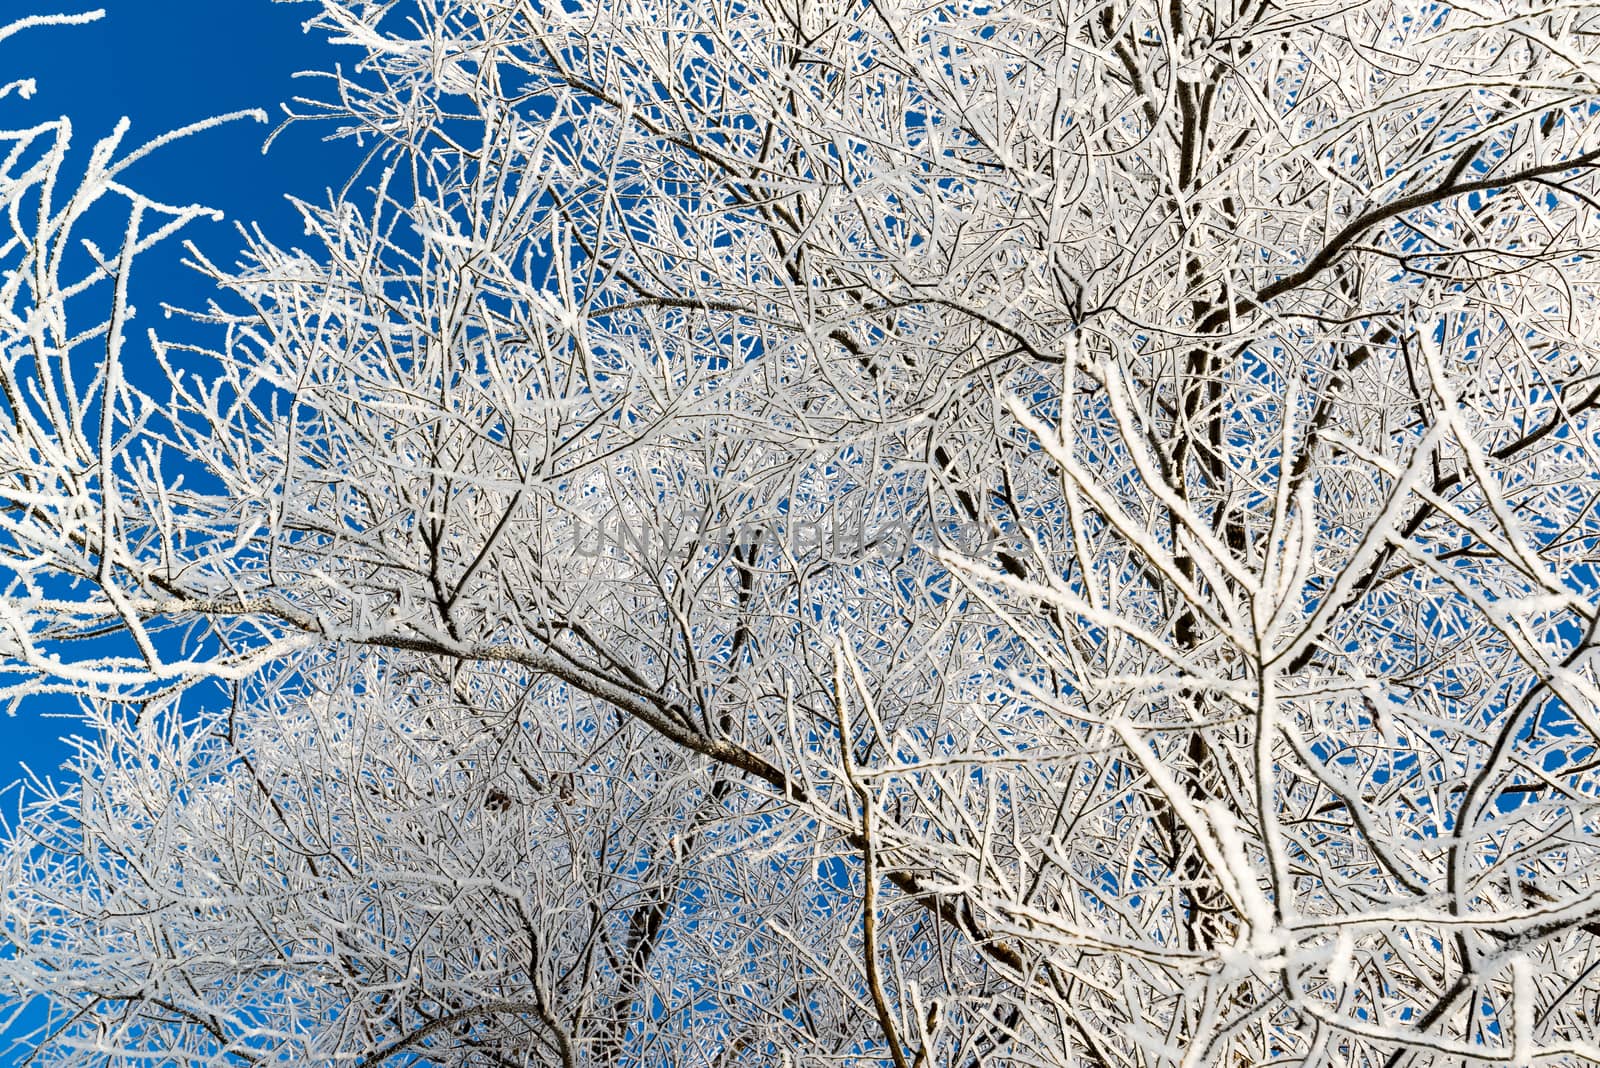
[{"xmin": 4, "ymin": 1, "xmax": 1600, "ymax": 1065}]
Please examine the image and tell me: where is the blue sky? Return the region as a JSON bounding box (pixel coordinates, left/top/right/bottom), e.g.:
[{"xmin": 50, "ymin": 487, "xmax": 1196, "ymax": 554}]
[{"xmin": 0, "ymin": 1, "xmax": 360, "ymax": 790}]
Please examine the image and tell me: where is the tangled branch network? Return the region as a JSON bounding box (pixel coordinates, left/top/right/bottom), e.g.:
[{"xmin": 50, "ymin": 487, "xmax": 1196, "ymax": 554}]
[{"xmin": 4, "ymin": 1, "xmax": 1600, "ymax": 1066}]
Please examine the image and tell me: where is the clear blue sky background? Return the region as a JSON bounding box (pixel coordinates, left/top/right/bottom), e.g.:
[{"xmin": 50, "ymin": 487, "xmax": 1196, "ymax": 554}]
[{"xmin": 0, "ymin": 1, "xmax": 360, "ymax": 795}]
